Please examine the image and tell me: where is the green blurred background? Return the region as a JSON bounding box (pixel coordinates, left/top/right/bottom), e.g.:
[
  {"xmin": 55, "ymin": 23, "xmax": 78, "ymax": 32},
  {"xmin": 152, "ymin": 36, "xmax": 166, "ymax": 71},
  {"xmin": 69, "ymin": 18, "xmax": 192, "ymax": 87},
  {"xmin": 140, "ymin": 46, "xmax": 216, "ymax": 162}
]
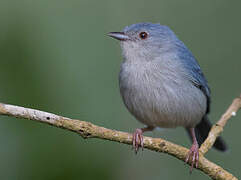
[{"xmin": 0, "ymin": 0, "xmax": 240, "ymax": 179}]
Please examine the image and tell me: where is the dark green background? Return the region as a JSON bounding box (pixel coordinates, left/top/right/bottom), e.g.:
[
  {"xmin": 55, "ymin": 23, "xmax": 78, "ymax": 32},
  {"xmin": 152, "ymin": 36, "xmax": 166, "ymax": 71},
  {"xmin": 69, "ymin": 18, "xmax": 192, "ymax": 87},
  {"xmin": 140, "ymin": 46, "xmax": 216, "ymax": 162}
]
[{"xmin": 0, "ymin": 0, "xmax": 240, "ymax": 179}]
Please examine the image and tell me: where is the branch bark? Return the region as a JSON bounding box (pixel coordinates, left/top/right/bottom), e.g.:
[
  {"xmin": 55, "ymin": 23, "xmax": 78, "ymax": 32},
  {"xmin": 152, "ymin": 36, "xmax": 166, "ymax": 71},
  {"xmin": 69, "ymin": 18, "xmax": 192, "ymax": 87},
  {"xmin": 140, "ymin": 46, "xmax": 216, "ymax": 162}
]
[{"xmin": 0, "ymin": 95, "xmax": 240, "ymax": 180}]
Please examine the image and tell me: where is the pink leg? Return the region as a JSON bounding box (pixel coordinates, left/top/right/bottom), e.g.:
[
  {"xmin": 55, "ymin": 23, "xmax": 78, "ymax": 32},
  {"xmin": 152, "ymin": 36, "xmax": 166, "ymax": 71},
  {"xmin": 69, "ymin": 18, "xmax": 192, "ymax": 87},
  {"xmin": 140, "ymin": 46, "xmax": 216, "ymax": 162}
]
[
  {"xmin": 185, "ymin": 128, "xmax": 199, "ymax": 173},
  {"xmin": 132, "ymin": 126, "xmax": 154, "ymax": 153}
]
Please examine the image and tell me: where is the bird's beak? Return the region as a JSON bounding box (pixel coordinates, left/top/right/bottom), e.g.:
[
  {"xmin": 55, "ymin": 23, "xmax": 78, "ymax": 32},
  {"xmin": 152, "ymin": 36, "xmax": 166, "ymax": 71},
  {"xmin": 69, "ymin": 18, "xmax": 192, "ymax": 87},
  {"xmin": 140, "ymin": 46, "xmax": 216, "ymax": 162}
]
[{"xmin": 107, "ymin": 32, "xmax": 130, "ymax": 41}]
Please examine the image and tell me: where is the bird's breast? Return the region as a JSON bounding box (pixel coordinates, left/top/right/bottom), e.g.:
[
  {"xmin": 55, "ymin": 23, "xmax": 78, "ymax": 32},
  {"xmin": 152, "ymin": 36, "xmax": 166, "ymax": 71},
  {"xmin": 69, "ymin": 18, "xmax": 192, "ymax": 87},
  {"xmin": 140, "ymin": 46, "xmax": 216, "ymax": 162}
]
[{"xmin": 119, "ymin": 61, "xmax": 207, "ymax": 128}]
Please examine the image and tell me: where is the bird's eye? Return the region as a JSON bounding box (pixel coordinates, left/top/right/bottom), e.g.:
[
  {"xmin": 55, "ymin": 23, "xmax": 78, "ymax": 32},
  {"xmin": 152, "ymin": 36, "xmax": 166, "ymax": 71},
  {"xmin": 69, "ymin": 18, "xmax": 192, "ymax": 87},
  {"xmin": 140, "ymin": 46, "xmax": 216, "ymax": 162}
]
[{"xmin": 139, "ymin": 32, "xmax": 148, "ymax": 39}]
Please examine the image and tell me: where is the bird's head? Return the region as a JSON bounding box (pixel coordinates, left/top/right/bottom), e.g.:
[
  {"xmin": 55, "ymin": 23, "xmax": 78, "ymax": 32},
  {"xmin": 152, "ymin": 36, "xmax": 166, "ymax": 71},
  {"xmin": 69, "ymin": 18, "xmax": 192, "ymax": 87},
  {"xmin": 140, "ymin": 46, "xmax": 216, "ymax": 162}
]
[{"xmin": 108, "ymin": 23, "xmax": 178, "ymax": 62}]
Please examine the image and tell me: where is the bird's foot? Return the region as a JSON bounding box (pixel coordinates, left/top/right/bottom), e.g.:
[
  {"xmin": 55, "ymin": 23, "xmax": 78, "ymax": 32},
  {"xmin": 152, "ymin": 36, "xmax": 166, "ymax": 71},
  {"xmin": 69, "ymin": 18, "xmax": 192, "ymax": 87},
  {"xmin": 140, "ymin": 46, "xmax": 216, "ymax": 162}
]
[
  {"xmin": 185, "ymin": 142, "xmax": 199, "ymax": 173},
  {"xmin": 132, "ymin": 128, "xmax": 144, "ymax": 154}
]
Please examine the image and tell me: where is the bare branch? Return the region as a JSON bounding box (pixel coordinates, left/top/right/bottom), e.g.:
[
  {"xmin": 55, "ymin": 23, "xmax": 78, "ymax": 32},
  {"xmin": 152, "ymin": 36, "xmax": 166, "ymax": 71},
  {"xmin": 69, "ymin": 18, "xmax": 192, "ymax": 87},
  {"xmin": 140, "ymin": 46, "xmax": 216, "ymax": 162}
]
[
  {"xmin": 0, "ymin": 95, "xmax": 240, "ymax": 180},
  {"xmin": 200, "ymin": 95, "xmax": 241, "ymax": 154}
]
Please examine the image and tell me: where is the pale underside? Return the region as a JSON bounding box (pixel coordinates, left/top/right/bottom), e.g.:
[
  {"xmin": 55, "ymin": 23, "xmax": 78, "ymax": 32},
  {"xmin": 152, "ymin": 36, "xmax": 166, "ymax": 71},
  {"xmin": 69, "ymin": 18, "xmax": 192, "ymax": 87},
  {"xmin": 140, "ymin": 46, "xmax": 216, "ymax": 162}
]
[{"xmin": 119, "ymin": 59, "xmax": 207, "ymax": 128}]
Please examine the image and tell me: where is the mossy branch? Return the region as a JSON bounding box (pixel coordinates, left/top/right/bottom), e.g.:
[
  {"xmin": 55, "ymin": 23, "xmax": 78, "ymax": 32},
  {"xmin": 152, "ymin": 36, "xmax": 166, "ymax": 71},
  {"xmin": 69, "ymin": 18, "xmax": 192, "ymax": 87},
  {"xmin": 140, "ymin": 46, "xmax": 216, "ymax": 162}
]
[{"xmin": 0, "ymin": 95, "xmax": 240, "ymax": 180}]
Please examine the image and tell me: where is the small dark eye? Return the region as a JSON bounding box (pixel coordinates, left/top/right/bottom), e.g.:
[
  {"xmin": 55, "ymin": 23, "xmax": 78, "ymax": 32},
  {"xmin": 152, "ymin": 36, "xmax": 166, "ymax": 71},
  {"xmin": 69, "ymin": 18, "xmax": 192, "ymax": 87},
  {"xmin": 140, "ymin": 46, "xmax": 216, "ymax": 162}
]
[{"xmin": 139, "ymin": 32, "xmax": 148, "ymax": 39}]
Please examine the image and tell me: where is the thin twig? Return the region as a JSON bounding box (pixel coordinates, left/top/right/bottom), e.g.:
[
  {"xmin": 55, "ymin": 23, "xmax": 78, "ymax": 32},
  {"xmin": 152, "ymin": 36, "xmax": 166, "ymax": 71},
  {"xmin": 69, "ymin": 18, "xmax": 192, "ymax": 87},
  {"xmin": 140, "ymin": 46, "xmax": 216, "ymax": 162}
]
[
  {"xmin": 0, "ymin": 95, "xmax": 240, "ymax": 180},
  {"xmin": 200, "ymin": 94, "xmax": 241, "ymax": 154}
]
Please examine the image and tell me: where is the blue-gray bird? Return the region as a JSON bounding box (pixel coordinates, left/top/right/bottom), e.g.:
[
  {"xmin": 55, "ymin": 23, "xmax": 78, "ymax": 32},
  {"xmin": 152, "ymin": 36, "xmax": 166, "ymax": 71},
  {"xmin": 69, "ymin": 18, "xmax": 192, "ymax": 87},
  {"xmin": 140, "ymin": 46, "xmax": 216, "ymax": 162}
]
[{"xmin": 108, "ymin": 22, "xmax": 227, "ymax": 171}]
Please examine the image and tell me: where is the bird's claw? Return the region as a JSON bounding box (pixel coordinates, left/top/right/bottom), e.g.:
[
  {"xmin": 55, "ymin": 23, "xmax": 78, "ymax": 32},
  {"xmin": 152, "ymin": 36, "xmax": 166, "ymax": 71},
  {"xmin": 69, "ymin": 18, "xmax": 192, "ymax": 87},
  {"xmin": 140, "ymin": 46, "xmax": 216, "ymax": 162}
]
[
  {"xmin": 132, "ymin": 128, "xmax": 144, "ymax": 153},
  {"xmin": 185, "ymin": 142, "xmax": 199, "ymax": 173}
]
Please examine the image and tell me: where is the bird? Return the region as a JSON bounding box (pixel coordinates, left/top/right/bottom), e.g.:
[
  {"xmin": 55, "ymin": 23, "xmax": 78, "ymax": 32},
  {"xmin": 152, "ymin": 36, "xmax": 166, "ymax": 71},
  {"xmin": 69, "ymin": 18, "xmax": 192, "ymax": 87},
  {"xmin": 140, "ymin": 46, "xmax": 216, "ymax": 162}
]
[{"xmin": 107, "ymin": 22, "xmax": 227, "ymax": 172}]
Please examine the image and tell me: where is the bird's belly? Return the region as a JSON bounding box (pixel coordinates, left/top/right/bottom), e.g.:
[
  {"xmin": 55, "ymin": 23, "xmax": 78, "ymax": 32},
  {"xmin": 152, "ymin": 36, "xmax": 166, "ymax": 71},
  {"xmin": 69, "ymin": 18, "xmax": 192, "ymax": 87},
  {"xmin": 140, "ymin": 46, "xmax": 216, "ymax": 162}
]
[{"xmin": 119, "ymin": 65, "xmax": 207, "ymax": 128}]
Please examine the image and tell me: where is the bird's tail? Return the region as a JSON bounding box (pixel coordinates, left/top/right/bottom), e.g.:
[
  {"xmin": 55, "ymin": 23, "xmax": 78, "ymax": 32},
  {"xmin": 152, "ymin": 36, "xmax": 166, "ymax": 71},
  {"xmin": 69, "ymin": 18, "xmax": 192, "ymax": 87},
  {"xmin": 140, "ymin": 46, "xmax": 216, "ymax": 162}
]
[{"xmin": 186, "ymin": 115, "xmax": 228, "ymax": 152}]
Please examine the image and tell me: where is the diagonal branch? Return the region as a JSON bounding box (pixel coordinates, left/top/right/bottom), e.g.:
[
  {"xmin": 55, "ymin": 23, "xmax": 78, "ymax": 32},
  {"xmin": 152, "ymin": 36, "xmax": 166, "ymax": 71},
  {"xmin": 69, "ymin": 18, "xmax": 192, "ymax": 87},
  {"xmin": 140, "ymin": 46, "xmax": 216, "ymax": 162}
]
[
  {"xmin": 0, "ymin": 95, "xmax": 240, "ymax": 180},
  {"xmin": 200, "ymin": 94, "xmax": 241, "ymax": 154}
]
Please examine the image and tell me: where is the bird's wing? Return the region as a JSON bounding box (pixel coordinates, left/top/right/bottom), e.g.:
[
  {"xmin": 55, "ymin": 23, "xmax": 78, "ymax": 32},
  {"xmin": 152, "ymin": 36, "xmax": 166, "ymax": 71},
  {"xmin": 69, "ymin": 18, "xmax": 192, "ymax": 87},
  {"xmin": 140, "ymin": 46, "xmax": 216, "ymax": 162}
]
[{"xmin": 177, "ymin": 45, "xmax": 211, "ymax": 114}]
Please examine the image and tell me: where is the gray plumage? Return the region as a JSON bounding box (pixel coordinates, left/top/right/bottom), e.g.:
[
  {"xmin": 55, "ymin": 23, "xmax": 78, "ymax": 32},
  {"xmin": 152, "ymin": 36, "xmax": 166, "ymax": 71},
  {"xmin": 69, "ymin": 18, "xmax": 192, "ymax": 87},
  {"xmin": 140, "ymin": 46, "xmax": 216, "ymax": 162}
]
[
  {"xmin": 119, "ymin": 23, "xmax": 207, "ymax": 128},
  {"xmin": 108, "ymin": 22, "xmax": 227, "ymax": 154}
]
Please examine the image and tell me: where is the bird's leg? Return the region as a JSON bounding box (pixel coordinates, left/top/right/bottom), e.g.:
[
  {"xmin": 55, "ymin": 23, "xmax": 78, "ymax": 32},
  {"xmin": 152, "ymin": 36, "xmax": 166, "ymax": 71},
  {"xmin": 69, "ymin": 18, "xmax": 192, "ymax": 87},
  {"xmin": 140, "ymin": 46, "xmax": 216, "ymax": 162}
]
[
  {"xmin": 185, "ymin": 128, "xmax": 199, "ymax": 173},
  {"xmin": 132, "ymin": 126, "xmax": 154, "ymax": 153}
]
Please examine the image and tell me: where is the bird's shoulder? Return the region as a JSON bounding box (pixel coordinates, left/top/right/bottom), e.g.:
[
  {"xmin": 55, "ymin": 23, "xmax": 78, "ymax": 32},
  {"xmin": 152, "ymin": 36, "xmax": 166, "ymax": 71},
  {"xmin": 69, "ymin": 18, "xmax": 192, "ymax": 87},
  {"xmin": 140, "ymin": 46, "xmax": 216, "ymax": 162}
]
[{"xmin": 176, "ymin": 43, "xmax": 211, "ymax": 113}]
